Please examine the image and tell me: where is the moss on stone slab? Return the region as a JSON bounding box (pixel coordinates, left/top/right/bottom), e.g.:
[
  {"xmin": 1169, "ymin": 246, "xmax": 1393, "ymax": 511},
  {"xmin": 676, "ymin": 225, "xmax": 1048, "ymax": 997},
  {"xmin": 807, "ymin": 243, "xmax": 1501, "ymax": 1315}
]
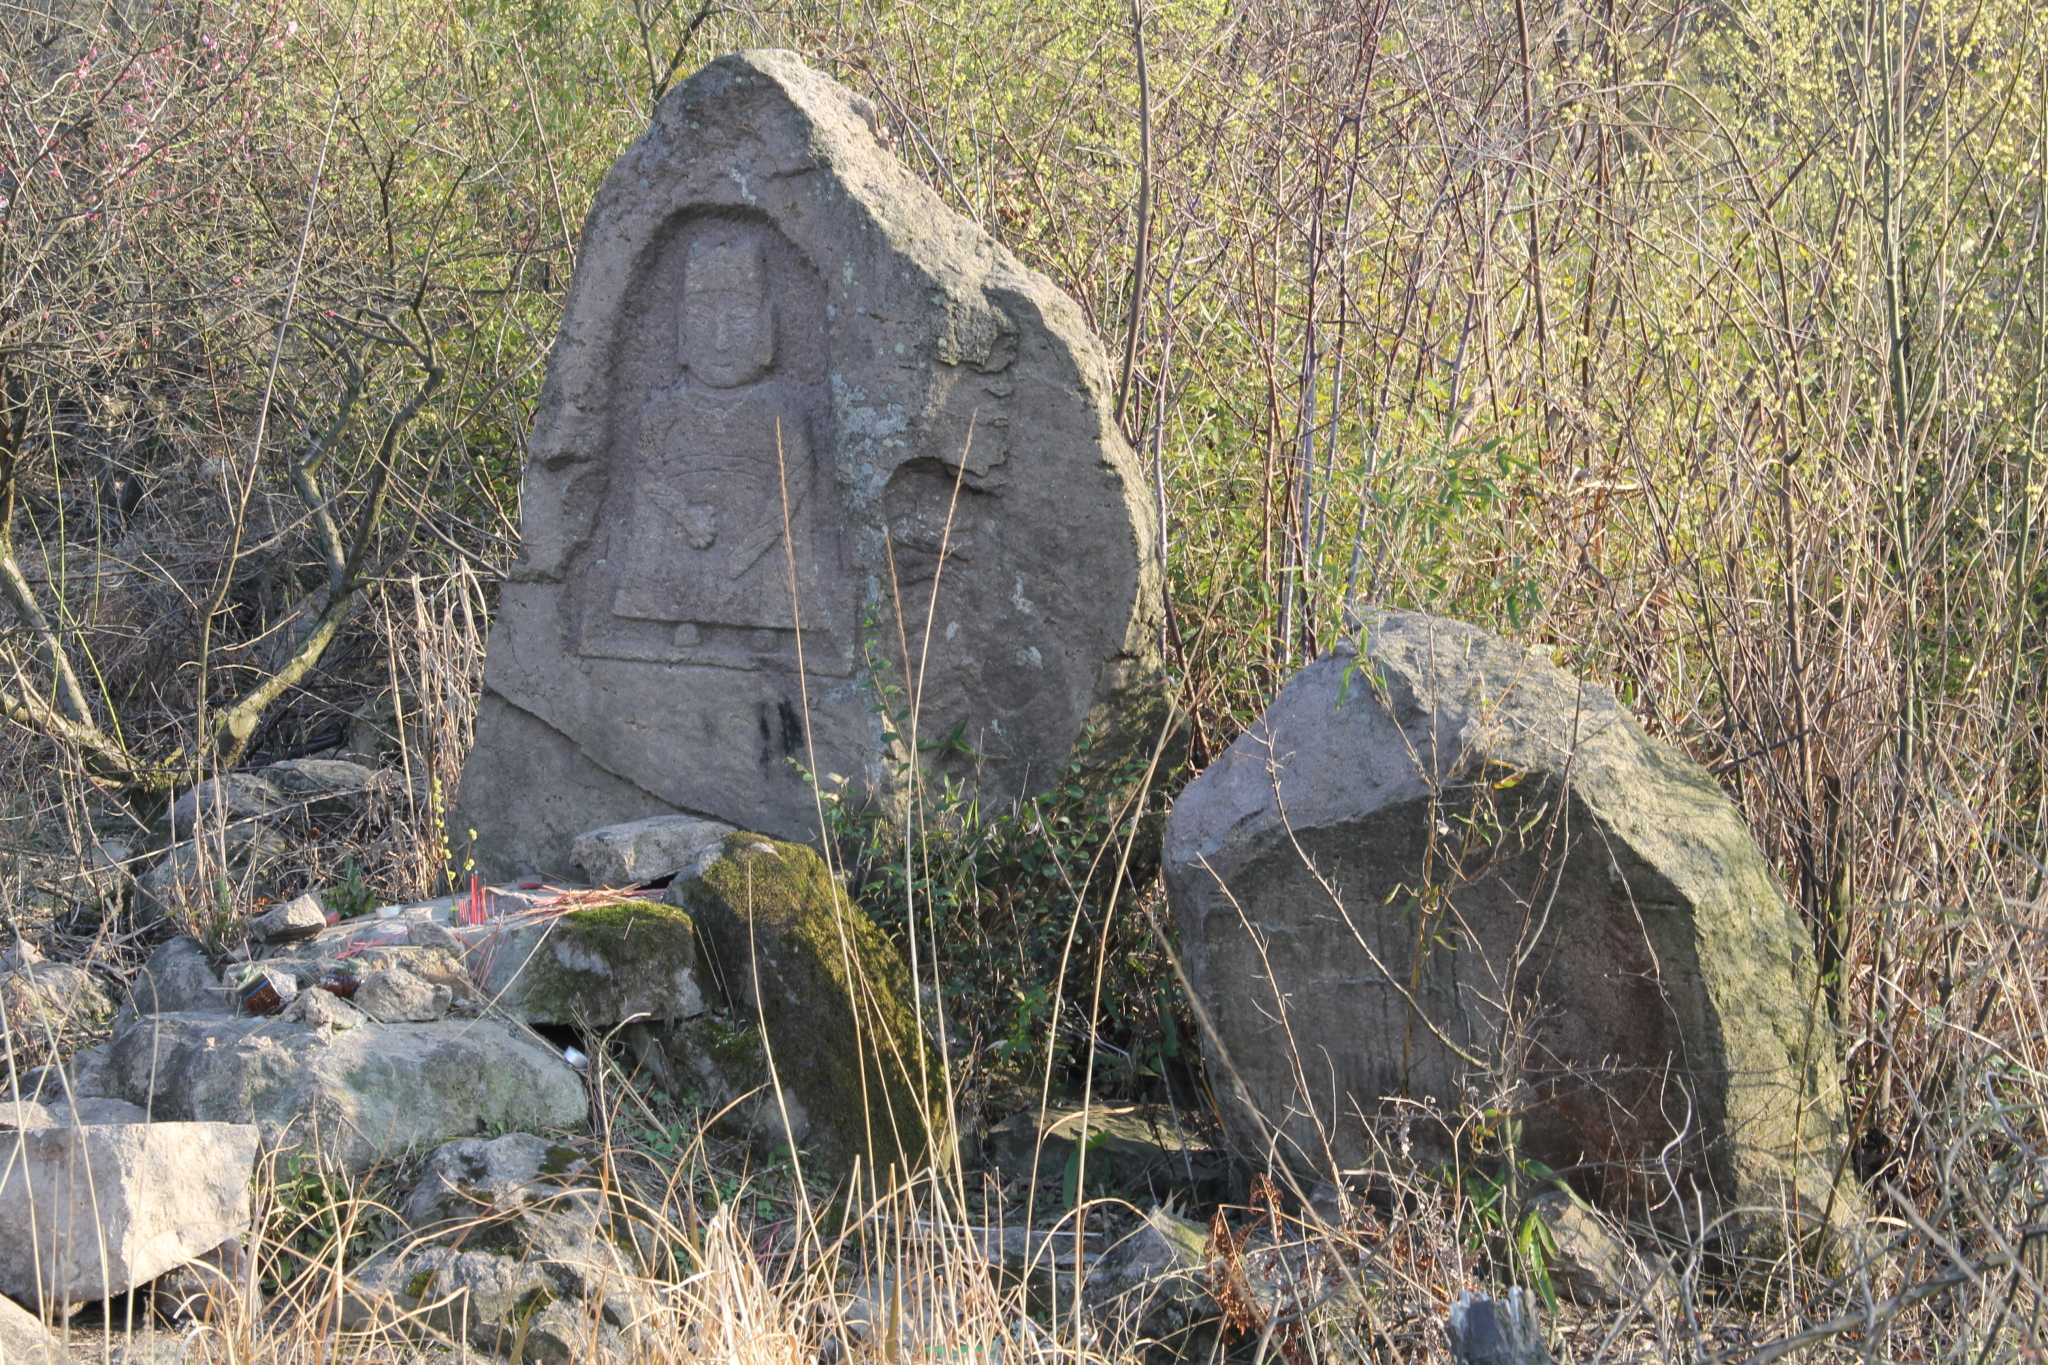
[
  {"xmin": 464, "ymin": 900, "xmax": 709, "ymax": 1026},
  {"xmin": 668, "ymin": 834, "xmax": 946, "ymax": 1185}
]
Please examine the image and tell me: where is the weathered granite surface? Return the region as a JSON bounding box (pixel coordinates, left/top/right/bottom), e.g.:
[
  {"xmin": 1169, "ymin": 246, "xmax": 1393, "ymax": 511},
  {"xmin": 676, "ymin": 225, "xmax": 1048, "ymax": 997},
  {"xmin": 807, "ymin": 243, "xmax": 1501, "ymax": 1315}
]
[
  {"xmin": 1164, "ymin": 610, "xmax": 1855, "ymax": 1245},
  {"xmin": 454, "ymin": 50, "xmax": 1166, "ymax": 879}
]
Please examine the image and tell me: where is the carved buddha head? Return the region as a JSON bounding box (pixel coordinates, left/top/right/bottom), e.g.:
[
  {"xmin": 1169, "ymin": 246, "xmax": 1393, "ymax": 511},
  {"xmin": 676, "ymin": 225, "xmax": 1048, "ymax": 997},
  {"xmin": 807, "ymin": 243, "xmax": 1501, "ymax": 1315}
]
[{"xmin": 680, "ymin": 231, "xmax": 775, "ymax": 389}]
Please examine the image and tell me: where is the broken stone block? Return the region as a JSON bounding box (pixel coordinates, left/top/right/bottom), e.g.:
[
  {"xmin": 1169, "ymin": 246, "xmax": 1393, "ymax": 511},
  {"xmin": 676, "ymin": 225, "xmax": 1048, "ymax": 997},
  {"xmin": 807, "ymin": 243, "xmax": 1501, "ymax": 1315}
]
[
  {"xmin": 668, "ymin": 834, "xmax": 943, "ymax": 1178},
  {"xmin": 353, "ymin": 967, "xmax": 451, "ymax": 1023},
  {"xmin": 259, "ymin": 758, "xmax": 376, "ymax": 813},
  {"xmin": 100, "ymin": 1013, "xmax": 586, "ymax": 1172},
  {"xmin": 1164, "ymin": 609, "xmax": 1856, "ymax": 1244},
  {"xmin": 0, "ymin": 1121, "xmax": 258, "ymax": 1307},
  {"xmin": 453, "ymin": 50, "xmax": 1170, "ymax": 883},
  {"xmin": 248, "ymin": 893, "xmax": 327, "ymax": 944},
  {"xmin": 162, "ymin": 773, "xmax": 279, "ymax": 835},
  {"xmin": 0, "ymin": 1288, "xmax": 62, "ymax": 1365},
  {"xmin": 571, "ymin": 816, "xmax": 734, "ymax": 888},
  {"xmin": 988, "ymin": 1105, "xmax": 1230, "ymax": 1203}
]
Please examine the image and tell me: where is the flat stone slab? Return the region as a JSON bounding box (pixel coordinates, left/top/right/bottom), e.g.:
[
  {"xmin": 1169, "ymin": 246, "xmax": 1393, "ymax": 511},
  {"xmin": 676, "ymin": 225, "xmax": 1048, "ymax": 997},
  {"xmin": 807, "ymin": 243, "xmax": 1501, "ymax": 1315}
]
[
  {"xmin": 0, "ymin": 1121, "xmax": 256, "ymax": 1307},
  {"xmin": 98, "ymin": 1014, "xmax": 586, "ymax": 1172},
  {"xmin": 451, "ymin": 49, "xmax": 1167, "ymax": 881}
]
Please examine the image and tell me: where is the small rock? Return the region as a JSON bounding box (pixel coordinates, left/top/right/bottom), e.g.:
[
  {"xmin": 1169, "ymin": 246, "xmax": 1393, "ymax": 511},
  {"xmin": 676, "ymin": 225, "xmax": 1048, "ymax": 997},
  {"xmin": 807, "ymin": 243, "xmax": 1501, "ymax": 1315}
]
[
  {"xmin": 15, "ymin": 1044, "xmax": 112, "ymax": 1105},
  {"xmin": 0, "ymin": 1121, "xmax": 259, "ymax": 1307},
  {"xmin": 152, "ymin": 1236, "xmax": 259, "ymax": 1324},
  {"xmin": 1, "ymin": 937, "xmax": 42, "ymax": 971},
  {"xmin": 1085, "ymin": 1207, "xmax": 1213, "ymax": 1341},
  {"xmin": 162, "ymin": 773, "xmax": 279, "ymax": 834},
  {"xmin": 0, "ymin": 1097, "xmax": 56, "ymax": 1129},
  {"xmin": 344, "ymin": 1204, "xmax": 639, "ymax": 1365},
  {"xmin": 570, "ymin": 815, "xmax": 734, "ymax": 888},
  {"xmin": 343, "ymin": 1244, "xmax": 553, "ymax": 1350},
  {"xmin": 118, "ymin": 936, "xmax": 228, "ymax": 1028},
  {"xmin": 989, "ymin": 1105, "xmax": 1229, "ymax": 1203},
  {"xmin": 348, "ymin": 946, "xmax": 473, "ymax": 1002},
  {"xmin": 281, "ymin": 987, "xmax": 364, "ymax": 1033},
  {"xmin": 260, "ymin": 758, "xmax": 376, "ymax": 809},
  {"xmin": 0, "ymin": 1289, "xmax": 63, "ymax": 1365},
  {"xmin": 0, "ymin": 962, "xmax": 115, "ymax": 1040},
  {"xmin": 404, "ymin": 1132, "xmax": 588, "ymax": 1229},
  {"xmin": 1528, "ymin": 1191, "xmax": 1666, "ymax": 1307},
  {"xmin": 454, "ymin": 901, "xmax": 703, "ymax": 1026},
  {"xmin": 406, "ymin": 917, "xmax": 463, "ymax": 952},
  {"xmin": 521, "ymin": 1298, "xmax": 629, "ymax": 1365},
  {"xmin": 249, "ymin": 892, "xmax": 328, "ymax": 944},
  {"xmin": 354, "ymin": 966, "xmax": 451, "ymax": 1022},
  {"xmin": 1445, "ymin": 1289, "xmax": 1552, "ymax": 1365},
  {"xmin": 82, "ymin": 840, "xmax": 137, "ymax": 914}
]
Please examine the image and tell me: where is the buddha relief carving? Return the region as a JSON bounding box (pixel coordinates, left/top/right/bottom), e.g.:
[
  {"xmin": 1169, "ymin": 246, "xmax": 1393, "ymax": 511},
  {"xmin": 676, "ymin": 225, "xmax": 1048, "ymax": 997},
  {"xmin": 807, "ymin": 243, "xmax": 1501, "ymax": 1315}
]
[{"xmin": 580, "ymin": 218, "xmax": 847, "ymax": 671}]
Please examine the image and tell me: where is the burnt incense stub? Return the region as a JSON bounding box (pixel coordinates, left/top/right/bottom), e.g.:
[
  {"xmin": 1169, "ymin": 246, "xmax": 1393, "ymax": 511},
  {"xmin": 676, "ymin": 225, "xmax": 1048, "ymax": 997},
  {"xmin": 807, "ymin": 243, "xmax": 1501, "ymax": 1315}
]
[{"xmin": 455, "ymin": 51, "xmax": 1167, "ymax": 878}]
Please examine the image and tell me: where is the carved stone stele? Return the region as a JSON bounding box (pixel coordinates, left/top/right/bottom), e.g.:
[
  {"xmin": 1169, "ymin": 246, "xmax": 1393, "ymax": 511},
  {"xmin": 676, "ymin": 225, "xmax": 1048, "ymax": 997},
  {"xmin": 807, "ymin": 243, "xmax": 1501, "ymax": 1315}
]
[{"xmin": 455, "ymin": 51, "xmax": 1166, "ymax": 878}]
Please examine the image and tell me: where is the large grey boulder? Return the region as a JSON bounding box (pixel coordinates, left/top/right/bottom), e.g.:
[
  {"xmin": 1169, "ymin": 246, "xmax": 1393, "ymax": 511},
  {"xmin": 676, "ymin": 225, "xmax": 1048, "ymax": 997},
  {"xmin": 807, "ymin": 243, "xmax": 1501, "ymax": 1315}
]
[
  {"xmin": 453, "ymin": 49, "xmax": 1167, "ymax": 880},
  {"xmin": 1164, "ymin": 611, "xmax": 1854, "ymax": 1245},
  {"xmin": 99, "ymin": 1013, "xmax": 586, "ymax": 1171},
  {"xmin": 0, "ymin": 1121, "xmax": 257, "ymax": 1308}
]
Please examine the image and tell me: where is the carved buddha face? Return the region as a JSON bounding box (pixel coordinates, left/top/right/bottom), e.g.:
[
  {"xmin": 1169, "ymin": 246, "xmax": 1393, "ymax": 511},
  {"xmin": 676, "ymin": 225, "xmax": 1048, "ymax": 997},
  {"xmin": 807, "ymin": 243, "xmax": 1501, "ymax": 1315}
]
[{"xmin": 680, "ymin": 233, "xmax": 775, "ymax": 389}]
